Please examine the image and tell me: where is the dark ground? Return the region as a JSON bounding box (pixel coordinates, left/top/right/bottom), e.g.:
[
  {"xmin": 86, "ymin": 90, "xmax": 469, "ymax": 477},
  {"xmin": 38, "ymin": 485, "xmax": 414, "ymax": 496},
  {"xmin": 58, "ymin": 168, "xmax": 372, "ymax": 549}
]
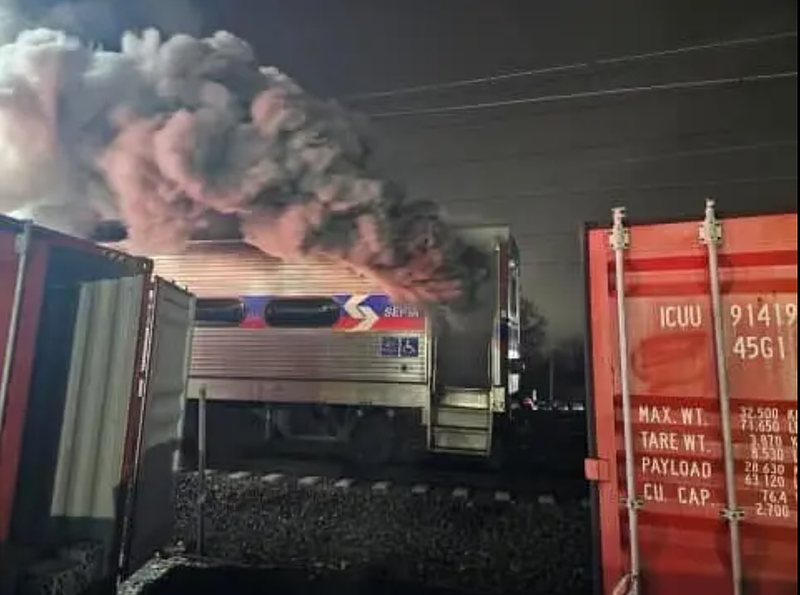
[
  {"xmin": 152, "ymin": 471, "xmax": 592, "ymax": 595},
  {"xmin": 121, "ymin": 411, "xmax": 593, "ymax": 595},
  {"xmin": 131, "ymin": 561, "xmax": 596, "ymax": 595},
  {"xmin": 135, "ymin": 564, "xmax": 489, "ymax": 595}
]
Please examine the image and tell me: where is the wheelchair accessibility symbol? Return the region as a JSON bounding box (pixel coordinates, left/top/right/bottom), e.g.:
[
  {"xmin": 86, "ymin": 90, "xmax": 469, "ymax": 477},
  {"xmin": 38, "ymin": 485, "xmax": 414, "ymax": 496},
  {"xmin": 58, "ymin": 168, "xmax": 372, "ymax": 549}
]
[
  {"xmin": 399, "ymin": 337, "xmax": 419, "ymax": 357},
  {"xmin": 379, "ymin": 336, "xmax": 420, "ymax": 358}
]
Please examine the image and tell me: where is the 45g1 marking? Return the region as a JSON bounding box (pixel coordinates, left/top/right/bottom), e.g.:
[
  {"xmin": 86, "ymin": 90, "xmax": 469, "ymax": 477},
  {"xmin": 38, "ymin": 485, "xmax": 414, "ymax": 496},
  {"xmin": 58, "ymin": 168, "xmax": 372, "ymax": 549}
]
[{"xmin": 732, "ymin": 335, "xmax": 787, "ymax": 361}]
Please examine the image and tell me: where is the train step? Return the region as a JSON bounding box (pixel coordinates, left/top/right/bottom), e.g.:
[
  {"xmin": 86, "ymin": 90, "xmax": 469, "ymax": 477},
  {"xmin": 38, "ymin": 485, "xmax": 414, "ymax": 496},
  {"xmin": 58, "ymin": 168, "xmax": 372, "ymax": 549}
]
[
  {"xmin": 437, "ymin": 387, "xmax": 490, "ymax": 409},
  {"xmin": 430, "ymin": 388, "xmax": 492, "ymax": 456}
]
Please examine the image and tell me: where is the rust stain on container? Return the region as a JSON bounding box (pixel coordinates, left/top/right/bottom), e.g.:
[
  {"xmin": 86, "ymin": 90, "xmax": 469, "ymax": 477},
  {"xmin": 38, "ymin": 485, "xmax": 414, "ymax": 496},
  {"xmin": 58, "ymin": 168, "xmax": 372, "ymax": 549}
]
[
  {"xmin": 631, "ymin": 330, "xmax": 711, "ymax": 391},
  {"xmin": 587, "ymin": 211, "xmax": 797, "ymax": 595}
]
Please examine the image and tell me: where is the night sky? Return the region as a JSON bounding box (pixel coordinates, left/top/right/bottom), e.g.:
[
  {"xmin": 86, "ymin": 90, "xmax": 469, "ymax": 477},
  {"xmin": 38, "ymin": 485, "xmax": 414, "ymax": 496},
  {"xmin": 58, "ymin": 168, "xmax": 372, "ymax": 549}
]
[{"xmin": 25, "ymin": 0, "xmax": 798, "ymax": 343}]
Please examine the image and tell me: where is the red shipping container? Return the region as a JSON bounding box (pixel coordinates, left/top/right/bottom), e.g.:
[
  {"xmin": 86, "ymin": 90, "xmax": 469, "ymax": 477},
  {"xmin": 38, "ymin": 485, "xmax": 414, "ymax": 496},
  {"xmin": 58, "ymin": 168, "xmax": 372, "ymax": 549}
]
[
  {"xmin": 0, "ymin": 220, "xmax": 48, "ymax": 544},
  {"xmin": 585, "ymin": 202, "xmax": 797, "ymax": 595},
  {"xmin": 0, "ymin": 215, "xmax": 152, "ymax": 545}
]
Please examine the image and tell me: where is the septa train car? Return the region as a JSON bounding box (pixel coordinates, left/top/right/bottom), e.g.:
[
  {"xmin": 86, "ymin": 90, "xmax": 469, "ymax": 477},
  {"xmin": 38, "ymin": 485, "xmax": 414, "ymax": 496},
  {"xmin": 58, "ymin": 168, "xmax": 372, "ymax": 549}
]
[{"xmin": 107, "ymin": 226, "xmax": 523, "ymax": 465}]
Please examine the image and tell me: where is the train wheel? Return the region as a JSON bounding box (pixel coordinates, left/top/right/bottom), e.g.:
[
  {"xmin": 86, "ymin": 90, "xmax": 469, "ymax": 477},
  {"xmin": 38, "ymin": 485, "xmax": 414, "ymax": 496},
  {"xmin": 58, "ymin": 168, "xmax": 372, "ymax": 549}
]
[{"xmin": 347, "ymin": 412, "xmax": 396, "ymax": 470}]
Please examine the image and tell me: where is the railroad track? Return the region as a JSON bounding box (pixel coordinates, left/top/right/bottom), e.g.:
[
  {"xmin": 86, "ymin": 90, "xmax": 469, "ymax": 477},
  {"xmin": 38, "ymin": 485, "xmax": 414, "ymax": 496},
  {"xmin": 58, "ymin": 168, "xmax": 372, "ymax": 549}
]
[
  {"xmin": 180, "ymin": 467, "xmax": 589, "ymax": 507},
  {"xmin": 181, "ymin": 446, "xmax": 589, "ymax": 505},
  {"xmin": 170, "ymin": 463, "xmax": 593, "ymax": 595}
]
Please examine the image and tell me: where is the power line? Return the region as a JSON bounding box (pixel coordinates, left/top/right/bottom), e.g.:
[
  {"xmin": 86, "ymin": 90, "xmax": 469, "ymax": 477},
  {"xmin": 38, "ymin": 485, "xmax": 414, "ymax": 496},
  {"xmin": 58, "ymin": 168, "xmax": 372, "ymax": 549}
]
[
  {"xmin": 430, "ymin": 175, "xmax": 798, "ymax": 206},
  {"xmin": 393, "ymin": 139, "xmax": 797, "ymax": 172},
  {"xmin": 343, "ymin": 31, "xmax": 798, "ymax": 102},
  {"xmin": 376, "ymin": 99, "xmax": 795, "ymax": 140},
  {"xmin": 368, "ymin": 58, "xmax": 799, "ymax": 132},
  {"xmin": 368, "ymin": 72, "xmax": 797, "ymax": 119}
]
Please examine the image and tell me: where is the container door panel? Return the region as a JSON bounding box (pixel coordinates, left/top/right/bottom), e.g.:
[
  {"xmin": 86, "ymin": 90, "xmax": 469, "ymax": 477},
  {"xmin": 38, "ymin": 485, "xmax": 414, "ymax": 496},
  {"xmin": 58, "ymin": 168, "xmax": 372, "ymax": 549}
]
[
  {"xmin": 0, "ymin": 229, "xmax": 48, "ymax": 544},
  {"xmin": 587, "ymin": 211, "xmax": 797, "ymax": 595},
  {"xmin": 48, "ymin": 276, "xmax": 146, "ymax": 574},
  {"xmin": 122, "ymin": 278, "xmax": 195, "ymax": 576}
]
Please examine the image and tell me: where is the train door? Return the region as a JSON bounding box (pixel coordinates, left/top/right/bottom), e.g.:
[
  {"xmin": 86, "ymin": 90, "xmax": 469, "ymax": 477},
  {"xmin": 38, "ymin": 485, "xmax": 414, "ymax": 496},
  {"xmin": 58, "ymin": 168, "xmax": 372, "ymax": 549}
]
[{"xmin": 429, "ymin": 229, "xmax": 506, "ymax": 456}]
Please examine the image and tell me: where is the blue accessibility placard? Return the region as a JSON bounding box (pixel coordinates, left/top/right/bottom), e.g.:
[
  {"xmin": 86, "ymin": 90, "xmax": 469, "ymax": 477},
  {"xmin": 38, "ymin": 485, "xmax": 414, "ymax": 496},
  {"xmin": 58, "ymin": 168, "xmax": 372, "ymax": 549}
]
[
  {"xmin": 379, "ymin": 336, "xmax": 420, "ymax": 358},
  {"xmin": 379, "ymin": 336, "xmax": 401, "ymax": 357},
  {"xmin": 399, "ymin": 337, "xmax": 420, "ymax": 358}
]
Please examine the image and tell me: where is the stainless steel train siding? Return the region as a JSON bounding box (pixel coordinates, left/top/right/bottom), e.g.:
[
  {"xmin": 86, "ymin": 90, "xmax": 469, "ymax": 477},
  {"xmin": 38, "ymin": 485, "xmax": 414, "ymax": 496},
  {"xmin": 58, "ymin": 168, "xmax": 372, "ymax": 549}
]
[
  {"xmin": 145, "ymin": 242, "xmax": 431, "ymax": 409},
  {"xmin": 105, "ymin": 227, "xmax": 519, "ymax": 459}
]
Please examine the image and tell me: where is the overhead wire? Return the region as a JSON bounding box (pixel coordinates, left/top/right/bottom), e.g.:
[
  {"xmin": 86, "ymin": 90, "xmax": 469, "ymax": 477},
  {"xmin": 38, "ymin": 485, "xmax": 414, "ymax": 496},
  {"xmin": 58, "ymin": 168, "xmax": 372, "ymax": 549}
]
[
  {"xmin": 366, "ymin": 72, "xmax": 798, "ymax": 119},
  {"xmin": 372, "ymin": 92, "xmax": 796, "ymax": 134},
  {"xmin": 342, "ymin": 31, "xmax": 798, "ymax": 101},
  {"xmin": 433, "ymin": 175, "xmax": 798, "ymax": 207},
  {"xmin": 337, "ymin": 33, "xmax": 796, "ymax": 247},
  {"xmin": 393, "ymin": 139, "xmax": 797, "ymax": 171}
]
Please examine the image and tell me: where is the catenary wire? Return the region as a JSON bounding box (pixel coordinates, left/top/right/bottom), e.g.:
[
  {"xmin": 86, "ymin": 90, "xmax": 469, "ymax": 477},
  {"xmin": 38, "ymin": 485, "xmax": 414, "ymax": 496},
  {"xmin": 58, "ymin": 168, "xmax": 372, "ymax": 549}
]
[
  {"xmin": 342, "ymin": 31, "xmax": 798, "ymax": 101},
  {"xmin": 391, "ymin": 139, "xmax": 797, "ymax": 171},
  {"xmin": 370, "ymin": 86, "xmax": 797, "ymax": 134},
  {"xmin": 366, "ymin": 72, "xmax": 798, "ymax": 119},
  {"xmin": 429, "ymin": 175, "xmax": 798, "ymax": 206}
]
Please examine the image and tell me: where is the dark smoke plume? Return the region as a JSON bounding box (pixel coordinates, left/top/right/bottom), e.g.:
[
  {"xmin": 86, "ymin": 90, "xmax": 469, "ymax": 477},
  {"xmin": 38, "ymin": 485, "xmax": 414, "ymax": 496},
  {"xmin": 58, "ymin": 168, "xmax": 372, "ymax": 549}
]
[{"xmin": 0, "ymin": 26, "xmax": 489, "ymax": 308}]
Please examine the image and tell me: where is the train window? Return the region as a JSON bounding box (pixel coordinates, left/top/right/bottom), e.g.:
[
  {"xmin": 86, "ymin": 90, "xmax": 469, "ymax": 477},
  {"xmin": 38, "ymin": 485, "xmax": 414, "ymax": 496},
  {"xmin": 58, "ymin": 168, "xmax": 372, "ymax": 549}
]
[
  {"xmin": 263, "ymin": 297, "xmax": 341, "ymax": 328},
  {"xmin": 195, "ymin": 298, "xmax": 246, "ymax": 327}
]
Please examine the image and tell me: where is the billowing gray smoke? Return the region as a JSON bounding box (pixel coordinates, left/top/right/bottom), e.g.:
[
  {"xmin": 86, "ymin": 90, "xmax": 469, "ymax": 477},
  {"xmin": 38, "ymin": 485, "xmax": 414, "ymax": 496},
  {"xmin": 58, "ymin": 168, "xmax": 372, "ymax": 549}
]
[{"xmin": 0, "ymin": 27, "xmax": 489, "ymax": 308}]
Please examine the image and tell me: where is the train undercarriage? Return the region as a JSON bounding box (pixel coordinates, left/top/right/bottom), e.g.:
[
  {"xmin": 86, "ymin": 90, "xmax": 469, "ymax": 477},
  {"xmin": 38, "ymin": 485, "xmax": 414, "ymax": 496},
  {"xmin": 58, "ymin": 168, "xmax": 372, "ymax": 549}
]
[{"xmin": 181, "ymin": 400, "xmax": 429, "ymax": 468}]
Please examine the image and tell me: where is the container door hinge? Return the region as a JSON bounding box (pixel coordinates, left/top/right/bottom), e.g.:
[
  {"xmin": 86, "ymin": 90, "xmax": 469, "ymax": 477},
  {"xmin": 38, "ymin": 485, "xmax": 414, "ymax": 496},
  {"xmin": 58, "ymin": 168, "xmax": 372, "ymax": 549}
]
[
  {"xmin": 622, "ymin": 497, "xmax": 645, "ymax": 511},
  {"xmin": 720, "ymin": 507, "xmax": 745, "ymax": 521},
  {"xmin": 14, "ymin": 221, "xmax": 32, "ymax": 255},
  {"xmin": 584, "ymin": 458, "xmax": 610, "ymax": 482},
  {"xmin": 699, "ymin": 198, "xmax": 723, "ymax": 246},
  {"xmin": 609, "ymin": 207, "xmax": 630, "ymax": 251}
]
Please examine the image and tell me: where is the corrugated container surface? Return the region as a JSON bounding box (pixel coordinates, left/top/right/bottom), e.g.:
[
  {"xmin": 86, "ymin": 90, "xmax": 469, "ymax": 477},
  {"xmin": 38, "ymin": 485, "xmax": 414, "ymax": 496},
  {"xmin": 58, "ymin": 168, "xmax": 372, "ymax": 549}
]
[
  {"xmin": 1, "ymin": 215, "xmax": 196, "ymax": 590},
  {"xmin": 586, "ymin": 210, "xmax": 797, "ymax": 594},
  {"xmin": 1, "ymin": 216, "xmax": 141, "ymax": 546},
  {"xmin": 2, "ymin": 220, "xmax": 150, "ymax": 548},
  {"xmin": 47, "ymin": 276, "xmax": 145, "ymax": 572}
]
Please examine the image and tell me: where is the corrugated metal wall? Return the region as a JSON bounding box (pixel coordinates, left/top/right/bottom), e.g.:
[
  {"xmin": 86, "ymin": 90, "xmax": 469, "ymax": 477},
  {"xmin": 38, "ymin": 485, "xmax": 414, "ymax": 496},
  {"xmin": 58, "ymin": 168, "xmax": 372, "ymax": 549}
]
[{"xmin": 49, "ymin": 276, "xmax": 145, "ymax": 571}]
